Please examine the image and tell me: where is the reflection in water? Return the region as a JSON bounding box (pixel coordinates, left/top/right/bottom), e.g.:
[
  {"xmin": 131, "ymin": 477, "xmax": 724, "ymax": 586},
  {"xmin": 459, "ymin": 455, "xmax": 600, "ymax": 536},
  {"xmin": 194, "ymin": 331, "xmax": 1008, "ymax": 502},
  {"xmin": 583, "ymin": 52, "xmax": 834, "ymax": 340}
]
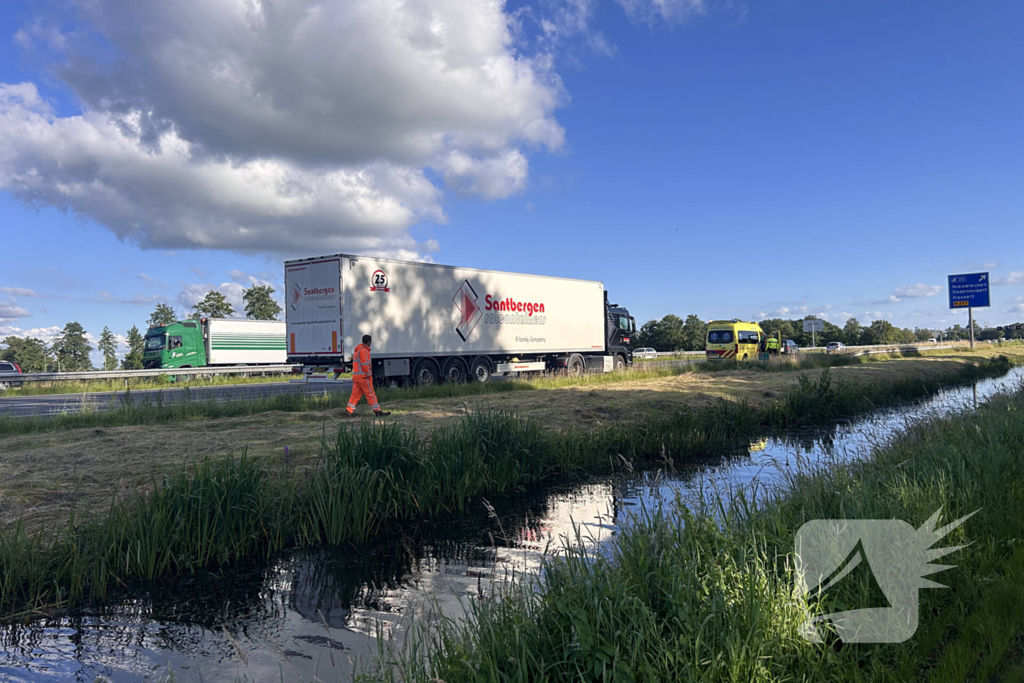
[{"xmin": 2, "ymin": 368, "xmax": 1021, "ymax": 682}]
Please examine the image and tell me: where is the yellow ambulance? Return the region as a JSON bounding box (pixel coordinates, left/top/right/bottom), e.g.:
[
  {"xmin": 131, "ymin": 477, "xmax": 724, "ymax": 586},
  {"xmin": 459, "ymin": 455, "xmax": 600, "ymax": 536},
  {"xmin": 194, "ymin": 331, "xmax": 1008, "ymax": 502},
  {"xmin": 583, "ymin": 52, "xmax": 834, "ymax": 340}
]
[{"xmin": 706, "ymin": 320, "xmax": 765, "ymax": 361}]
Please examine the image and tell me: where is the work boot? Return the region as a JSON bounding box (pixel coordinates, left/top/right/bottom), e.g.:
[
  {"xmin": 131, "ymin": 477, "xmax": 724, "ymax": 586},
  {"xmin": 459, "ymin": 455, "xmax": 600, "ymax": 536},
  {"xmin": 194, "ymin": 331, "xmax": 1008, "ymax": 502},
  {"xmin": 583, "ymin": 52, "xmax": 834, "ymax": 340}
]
[{"xmin": 374, "ymin": 410, "xmax": 392, "ymax": 417}]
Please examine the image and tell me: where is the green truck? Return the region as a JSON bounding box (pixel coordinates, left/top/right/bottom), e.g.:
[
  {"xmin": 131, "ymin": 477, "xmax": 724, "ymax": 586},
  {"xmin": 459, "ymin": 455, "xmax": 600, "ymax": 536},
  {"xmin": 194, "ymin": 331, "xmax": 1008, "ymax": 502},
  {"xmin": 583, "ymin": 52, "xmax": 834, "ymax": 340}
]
[{"xmin": 143, "ymin": 318, "xmax": 287, "ymax": 370}]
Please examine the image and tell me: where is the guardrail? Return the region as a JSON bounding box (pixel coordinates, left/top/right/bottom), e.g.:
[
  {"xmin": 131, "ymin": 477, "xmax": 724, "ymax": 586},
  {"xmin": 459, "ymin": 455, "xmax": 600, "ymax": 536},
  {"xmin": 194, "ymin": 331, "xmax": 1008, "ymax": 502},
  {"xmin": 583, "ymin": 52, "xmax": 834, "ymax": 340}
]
[
  {"xmin": 638, "ymin": 342, "xmax": 967, "ymax": 360},
  {"xmin": 0, "ymin": 365, "xmax": 298, "ymax": 384}
]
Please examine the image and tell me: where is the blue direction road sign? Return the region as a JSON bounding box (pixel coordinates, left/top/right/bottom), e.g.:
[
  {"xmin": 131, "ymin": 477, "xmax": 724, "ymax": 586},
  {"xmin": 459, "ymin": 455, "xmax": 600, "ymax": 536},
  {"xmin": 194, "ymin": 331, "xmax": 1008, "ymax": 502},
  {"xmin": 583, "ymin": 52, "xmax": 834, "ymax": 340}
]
[{"xmin": 948, "ymin": 272, "xmax": 990, "ymax": 309}]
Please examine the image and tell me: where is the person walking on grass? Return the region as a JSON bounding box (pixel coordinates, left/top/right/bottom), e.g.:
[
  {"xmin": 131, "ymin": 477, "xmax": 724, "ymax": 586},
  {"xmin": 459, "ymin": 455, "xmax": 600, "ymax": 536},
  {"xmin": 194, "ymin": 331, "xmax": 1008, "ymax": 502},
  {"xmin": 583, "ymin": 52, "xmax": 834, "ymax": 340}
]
[{"xmin": 346, "ymin": 334, "xmax": 391, "ymax": 417}]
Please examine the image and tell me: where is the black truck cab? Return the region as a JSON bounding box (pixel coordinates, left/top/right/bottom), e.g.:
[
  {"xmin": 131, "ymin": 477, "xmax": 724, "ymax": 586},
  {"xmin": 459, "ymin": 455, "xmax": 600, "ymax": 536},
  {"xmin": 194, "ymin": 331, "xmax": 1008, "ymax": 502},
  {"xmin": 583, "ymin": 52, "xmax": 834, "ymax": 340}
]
[{"xmin": 605, "ymin": 293, "xmax": 636, "ymax": 369}]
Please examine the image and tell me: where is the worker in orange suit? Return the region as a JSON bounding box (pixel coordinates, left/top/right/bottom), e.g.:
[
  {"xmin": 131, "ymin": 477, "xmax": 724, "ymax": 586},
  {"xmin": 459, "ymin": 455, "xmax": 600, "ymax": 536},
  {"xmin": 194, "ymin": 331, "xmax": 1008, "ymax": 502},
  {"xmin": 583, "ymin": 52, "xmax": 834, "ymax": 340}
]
[{"xmin": 346, "ymin": 334, "xmax": 390, "ymax": 417}]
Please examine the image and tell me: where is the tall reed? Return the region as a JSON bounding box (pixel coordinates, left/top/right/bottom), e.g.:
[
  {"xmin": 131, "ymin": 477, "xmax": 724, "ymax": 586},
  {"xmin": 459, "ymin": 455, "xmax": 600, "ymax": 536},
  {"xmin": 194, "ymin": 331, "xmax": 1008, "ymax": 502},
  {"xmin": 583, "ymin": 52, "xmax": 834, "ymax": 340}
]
[{"xmin": 0, "ymin": 355, "xmax": 1013, "ymax": 618}]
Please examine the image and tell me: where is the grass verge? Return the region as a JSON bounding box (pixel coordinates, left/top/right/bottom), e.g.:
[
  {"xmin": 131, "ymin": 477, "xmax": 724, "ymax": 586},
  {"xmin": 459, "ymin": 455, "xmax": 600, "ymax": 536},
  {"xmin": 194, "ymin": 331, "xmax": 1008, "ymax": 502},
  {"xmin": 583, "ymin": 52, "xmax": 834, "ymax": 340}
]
[
  {"xmin": 0, "ymin": 356, "xmax": 1012, "ymax": 619},
  {"xmin": 357, "ymin": 362, "xmax": 1024, "ymax": 682},
  {"xmin": 0, "ymin": 371, "xmax": 308, "ymax": 397}
]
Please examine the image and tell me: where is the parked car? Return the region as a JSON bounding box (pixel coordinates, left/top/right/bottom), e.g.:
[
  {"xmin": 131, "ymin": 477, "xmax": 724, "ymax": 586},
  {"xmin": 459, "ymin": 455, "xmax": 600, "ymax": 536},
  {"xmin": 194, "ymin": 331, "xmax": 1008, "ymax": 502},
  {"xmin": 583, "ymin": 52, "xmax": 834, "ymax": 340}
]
[
  {"xmin": 927, "ymin": 338, "xmax": 937, "ymax": 343},
  {"xmin": 782, "ymin": 340, "xmax": 799, "ymax": 355},
  {"xmin": 825, "ymin": 341, "xmax": 846, "ymax": 354},
  {"xmin": 634, "ymin": 347, "xmax": 658, "ymax": 360},
  {"xmin": 0, "ymin": 361, "xmax": 23, "ymax": 391}
]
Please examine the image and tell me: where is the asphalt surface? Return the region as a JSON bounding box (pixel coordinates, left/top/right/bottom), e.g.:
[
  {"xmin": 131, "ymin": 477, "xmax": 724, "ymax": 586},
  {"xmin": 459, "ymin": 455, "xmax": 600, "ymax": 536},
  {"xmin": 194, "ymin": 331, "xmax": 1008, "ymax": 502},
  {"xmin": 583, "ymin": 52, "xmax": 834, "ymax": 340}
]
[
  {"xmin": 0, "ymin": 380, "xmax": 355, "ymax": 418},
  {"xmin": 0, "ymin": 360, "xmax": 703, "ymax": 419}
]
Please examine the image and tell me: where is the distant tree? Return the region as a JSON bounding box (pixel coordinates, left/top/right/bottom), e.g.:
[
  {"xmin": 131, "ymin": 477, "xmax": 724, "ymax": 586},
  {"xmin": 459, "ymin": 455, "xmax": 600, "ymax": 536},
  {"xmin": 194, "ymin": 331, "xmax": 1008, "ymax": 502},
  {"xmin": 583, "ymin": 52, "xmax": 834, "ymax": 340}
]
[
  {"xmin": 0, "ymin": 336, "xmax": 51, "ymax": 373},
  {"xmin": 759, "ymin": 318, "xmax": 798, "ymax": 343},
  {"xmin": 148, "ymin": 303, "xmax": 177, "ymax": 328},
  {"xmin": 52, "ymin": 322, "xmax": 93, "ymax": 371},
  {"xmin": 978, "ymin": 328, "xmax": 1004, "ymax": 341},
  {"xmin": 843, "ymin": 317, "xmax": 863, "ymax": 346},
  {"xmin": 866, "ymin": 320, "xmax": 903, "ymax": 345},
  {"xmin": 122, "ymin": 326, "xmax": 145, "ymax": 369},
  {"xmin": 634, "ymin": 319, "xmax": 658, "ymax": 349},
  {"xmin": 818, "ymin": 320, "xmax": 845, "ymax": 346},
  {"xmin": 192, "ymin": 290, "xmax": 234, "ymax": 319},
  {"xmin": 98, "ymin": 326, "xmax": 119, "ymax": 370},
  {"xmin": 243, "ymin": 284, "xmax": 282, "ymax": 320},
  {"xmin": 680, "ymin": 315, "xmax": 707, "ymax": 351}
]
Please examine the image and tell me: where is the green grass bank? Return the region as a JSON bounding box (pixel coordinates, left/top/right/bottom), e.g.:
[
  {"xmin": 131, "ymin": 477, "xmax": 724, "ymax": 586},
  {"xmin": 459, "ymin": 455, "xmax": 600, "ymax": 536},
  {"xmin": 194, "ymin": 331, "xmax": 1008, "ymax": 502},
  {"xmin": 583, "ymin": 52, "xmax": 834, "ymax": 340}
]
[
  {"xmin": 0, "ymin": 355, "xmax": 1012, "ymax": 620},
  {"xmin": 358, "ymin": 362, "xmax": 1024, "ymax": 682}
]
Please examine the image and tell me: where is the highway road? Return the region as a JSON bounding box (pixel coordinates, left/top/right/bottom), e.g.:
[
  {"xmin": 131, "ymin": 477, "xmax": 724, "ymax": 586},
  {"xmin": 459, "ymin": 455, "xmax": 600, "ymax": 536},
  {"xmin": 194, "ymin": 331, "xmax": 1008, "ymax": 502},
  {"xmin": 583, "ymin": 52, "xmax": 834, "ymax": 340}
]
[
  {"xmin": 0, "ymin": 360, "xmax": 704, "ymax": 419},
  {"xmin": 0, "ymin": 380, "xmax": 355, "ymax": 418}
]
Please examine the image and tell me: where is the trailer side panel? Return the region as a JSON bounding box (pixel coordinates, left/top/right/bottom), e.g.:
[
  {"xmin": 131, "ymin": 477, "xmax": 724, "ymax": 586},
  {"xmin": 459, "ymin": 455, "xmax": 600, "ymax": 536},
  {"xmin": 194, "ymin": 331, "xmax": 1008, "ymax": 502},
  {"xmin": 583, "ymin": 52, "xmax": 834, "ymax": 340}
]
[
  {"xmin": 341, "ymin": 256, "xmax": 605, "ymax": 358},
  {"xmin": 285, "ymin": 257, "xmax": 343, "ymax": 358}
]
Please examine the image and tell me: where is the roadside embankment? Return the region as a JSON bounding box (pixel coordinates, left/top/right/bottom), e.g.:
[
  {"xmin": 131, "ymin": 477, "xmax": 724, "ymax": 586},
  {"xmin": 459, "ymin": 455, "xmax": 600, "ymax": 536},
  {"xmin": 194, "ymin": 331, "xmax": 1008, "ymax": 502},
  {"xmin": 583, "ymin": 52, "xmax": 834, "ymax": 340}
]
[
  {"xmin": 0, "ymin": 351, "xmax": 1019, "ymax": 535},
  {"xmin": 356, "ymin": 360, "xmax": 1024, "ymax": 682},
  {"xmin": 0, "ymin": 355, "xmax": 1013, "ymax": 619}
]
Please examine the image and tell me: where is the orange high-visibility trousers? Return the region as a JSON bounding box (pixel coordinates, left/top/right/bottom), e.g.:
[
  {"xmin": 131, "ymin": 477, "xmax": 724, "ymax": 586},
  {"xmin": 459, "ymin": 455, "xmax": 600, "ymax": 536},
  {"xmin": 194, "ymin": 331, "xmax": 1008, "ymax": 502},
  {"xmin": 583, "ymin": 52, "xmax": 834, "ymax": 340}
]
[{"xmin": 347, "ymin": 376, "xmax": 381, "ymax": 413}]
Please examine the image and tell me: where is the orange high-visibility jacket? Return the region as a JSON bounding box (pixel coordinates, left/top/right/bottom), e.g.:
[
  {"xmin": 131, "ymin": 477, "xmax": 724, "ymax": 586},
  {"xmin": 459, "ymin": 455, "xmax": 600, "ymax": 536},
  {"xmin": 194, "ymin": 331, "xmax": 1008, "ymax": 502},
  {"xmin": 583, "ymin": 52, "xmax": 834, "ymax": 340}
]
[{"xmin": 352, "ymin": 343, "xmax": 372, "ymax": 377}]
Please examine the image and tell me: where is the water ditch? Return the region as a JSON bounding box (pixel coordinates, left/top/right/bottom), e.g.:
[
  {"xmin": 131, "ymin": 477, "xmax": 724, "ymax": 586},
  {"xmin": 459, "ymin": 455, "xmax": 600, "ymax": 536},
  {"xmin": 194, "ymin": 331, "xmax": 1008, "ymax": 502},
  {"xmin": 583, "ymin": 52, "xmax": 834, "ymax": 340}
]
[{"xmin": 2, "ymin": 366, "xmax": 1022, "ymax": 682}]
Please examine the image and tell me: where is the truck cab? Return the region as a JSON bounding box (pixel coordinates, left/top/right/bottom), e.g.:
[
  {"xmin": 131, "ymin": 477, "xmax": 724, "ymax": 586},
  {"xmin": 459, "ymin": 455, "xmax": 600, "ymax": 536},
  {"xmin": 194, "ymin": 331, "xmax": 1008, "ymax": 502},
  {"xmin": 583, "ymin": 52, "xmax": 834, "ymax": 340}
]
[
  {"xmin": 143, "ymin": 321, "xmax": 206, "ymax": 369},
  {"xmin": 606, "ymin": 300, "xmax": 636, "ymax": 369}
]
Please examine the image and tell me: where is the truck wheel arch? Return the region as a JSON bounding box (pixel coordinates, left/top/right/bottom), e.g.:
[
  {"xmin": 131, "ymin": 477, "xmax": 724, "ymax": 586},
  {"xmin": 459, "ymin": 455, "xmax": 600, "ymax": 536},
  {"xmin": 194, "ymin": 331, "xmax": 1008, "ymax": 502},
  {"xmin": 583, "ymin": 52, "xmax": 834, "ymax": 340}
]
[
  {"xmin": 441, "ymin": 357, "xmax": 469, "ymax": 385},
  {"xmin": 469, "ymin": 356, "xmax": 492, "ymax": 383},
  {"xmin": 412, "ymin": 358, "xmax": 440, "ymax": 386}
]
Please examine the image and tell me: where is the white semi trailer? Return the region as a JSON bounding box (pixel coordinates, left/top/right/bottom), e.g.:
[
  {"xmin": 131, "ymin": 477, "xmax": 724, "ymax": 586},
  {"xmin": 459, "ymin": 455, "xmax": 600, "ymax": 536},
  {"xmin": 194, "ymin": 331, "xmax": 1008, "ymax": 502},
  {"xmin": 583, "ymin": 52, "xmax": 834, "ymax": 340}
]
[{"xmin": 284, "ymin": 254, "xmax": 636, "ymax": 385}]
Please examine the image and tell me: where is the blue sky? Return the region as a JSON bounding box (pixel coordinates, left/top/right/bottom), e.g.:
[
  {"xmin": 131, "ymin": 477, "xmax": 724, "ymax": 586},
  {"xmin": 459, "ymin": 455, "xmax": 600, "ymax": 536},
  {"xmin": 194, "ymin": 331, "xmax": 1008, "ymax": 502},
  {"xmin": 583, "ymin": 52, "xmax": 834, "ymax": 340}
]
[{"xmin": 1, "ymin": 0, "xmax": 1022, "ymax": 360}]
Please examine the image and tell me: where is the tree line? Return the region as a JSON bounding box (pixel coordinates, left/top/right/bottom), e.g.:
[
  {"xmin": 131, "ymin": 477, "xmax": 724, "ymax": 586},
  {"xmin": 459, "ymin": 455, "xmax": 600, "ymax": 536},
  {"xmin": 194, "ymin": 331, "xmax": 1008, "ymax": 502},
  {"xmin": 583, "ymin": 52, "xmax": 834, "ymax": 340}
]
[
  {"xmin": 633, "ymin": 314, "xmax": 1024, "ymax": 352},
  {"xmin": 0, "ymin": 284, "xmax": 282, "ymax": 373}
]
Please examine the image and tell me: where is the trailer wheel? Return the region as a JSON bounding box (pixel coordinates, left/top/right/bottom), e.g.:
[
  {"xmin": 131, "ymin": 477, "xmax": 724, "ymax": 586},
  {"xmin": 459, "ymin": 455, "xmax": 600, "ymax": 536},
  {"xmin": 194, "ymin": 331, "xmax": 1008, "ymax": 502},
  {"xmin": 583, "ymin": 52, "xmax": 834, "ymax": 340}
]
[
  {"xmin": 614, "ymin": 354, "xmax": 626, "ymax": 372},
  {"xmin": 469, "ymin": 357, "xmax": 492, "ymax": 383},
  {"xmin": 442, "ymin": 357, "xmax": 469, "ymax": 385},
  {"xmin": 412, "ymin": 358, "xmax": 440, "ymax": 386},
  {"xmin": 567, "ymin": 354, "xmax": 585, "ymax": 377}
]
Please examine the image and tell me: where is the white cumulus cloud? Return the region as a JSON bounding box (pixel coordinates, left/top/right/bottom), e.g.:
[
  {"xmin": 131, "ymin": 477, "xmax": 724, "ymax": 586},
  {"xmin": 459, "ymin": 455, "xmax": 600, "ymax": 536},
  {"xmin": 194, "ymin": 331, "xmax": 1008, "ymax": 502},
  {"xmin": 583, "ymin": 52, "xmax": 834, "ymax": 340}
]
[
  {"xmin": 994, "ymin": 271, "xmax": 1024, "ymax": 286},
  {"xmin": 0, "ymin": 302, "xmax": 31, "ymax": 323},
  {"xmin": 893, "ymin": 283, "xmax": 942, "ymax": 298},
  {"xmin": 2, "ymin": 0, "xmax": 568, "ymax": 256}
]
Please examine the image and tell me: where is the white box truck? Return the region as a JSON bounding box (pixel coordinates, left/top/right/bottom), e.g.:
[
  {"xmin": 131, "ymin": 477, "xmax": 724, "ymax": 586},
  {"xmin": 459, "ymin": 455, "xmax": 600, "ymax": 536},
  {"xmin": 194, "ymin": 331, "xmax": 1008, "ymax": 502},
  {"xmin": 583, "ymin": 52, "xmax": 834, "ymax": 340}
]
[{"xmin": 284, "ymin": 254, "xmax": 636, "ymax": 384}]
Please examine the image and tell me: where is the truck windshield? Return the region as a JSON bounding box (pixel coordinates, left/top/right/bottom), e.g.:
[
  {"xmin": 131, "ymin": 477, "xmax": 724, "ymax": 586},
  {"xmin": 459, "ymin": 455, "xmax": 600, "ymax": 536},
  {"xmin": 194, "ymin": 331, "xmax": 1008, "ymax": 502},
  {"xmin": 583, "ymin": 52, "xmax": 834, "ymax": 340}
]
[
  {"xmin": 707, "ymin": 330, "xmax": 734, "ymax": 344},
  {"xmin": 144, "ymin": 335, "xmax": 165, "ymax": 351}
]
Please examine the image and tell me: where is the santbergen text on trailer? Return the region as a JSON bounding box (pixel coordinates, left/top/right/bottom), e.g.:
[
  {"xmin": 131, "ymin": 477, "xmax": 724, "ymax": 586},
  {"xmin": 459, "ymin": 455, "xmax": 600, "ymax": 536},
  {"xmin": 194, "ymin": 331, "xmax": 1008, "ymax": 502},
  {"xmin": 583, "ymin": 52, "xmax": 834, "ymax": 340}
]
[{"xmin": 284, "ymin": 254, "xmax": 636, "ymax": 384}]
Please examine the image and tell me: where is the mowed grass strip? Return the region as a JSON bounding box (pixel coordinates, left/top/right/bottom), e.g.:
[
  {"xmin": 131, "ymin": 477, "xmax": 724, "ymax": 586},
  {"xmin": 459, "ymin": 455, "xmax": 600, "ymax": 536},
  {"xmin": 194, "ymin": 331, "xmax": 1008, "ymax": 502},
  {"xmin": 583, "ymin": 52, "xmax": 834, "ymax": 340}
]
[
  {"xmin": 0, "ymin": 371, "xmax": 309, "ymax": 397},
  {"xmin": 357, "ymin": 364, "xmax": 1024, "ymax": 683},
  {"xmin": 0, "ymin": 356, "xmax": 1012, "ymax": 618},
  {"xmin": 0, "ymin": 351, "xmax": 1019, "ymax": 535}
]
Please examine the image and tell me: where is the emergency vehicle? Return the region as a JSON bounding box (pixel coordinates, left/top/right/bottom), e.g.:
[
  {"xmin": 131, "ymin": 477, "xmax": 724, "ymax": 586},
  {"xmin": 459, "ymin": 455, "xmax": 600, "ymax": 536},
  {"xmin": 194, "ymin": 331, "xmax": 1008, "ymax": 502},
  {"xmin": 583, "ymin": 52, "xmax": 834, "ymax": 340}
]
[{"xmin": 706, "ymin": 320, "xmax": 765, "ymax": 361}]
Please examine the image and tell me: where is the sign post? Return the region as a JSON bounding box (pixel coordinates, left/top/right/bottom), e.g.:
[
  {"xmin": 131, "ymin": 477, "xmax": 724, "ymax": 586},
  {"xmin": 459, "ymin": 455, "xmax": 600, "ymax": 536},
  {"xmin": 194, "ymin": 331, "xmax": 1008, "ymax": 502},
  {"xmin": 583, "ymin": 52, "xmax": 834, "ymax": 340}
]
[
  {"xmin": 803, "ymin": 318, "xmax": 824, "ymax": 348},
  {"xmin": 948, "ymin": 272, "xmax": 990, "ymax": 349}
]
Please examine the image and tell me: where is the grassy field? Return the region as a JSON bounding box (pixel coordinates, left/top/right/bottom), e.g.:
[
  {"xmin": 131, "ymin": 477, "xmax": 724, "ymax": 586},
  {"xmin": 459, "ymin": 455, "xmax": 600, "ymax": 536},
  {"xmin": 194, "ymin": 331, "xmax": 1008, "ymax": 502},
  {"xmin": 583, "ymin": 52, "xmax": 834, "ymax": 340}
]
[
  {"xmin": 0, "ymin": 370, "xmax": 314, "ymax": 397},
  {"xmin": 0, "ymin": 354, "xmax": 1013, "ymax": 618},
  {"xmin": 358, "ymin": 365, "xmax": 1024, "ymax": 682},
  {"xmin": 0, "ymin": 346, "xmax": 1020, "ymax": 537}
]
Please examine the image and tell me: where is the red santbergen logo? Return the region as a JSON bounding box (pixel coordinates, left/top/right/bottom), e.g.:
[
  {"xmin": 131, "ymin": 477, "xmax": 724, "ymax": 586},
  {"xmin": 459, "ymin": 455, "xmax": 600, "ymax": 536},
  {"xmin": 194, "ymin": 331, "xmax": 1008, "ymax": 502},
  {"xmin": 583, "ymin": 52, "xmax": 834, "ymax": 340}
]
[{"xmin": 453, "ymin": 280, "xmax": 482, "ymax": 341}]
